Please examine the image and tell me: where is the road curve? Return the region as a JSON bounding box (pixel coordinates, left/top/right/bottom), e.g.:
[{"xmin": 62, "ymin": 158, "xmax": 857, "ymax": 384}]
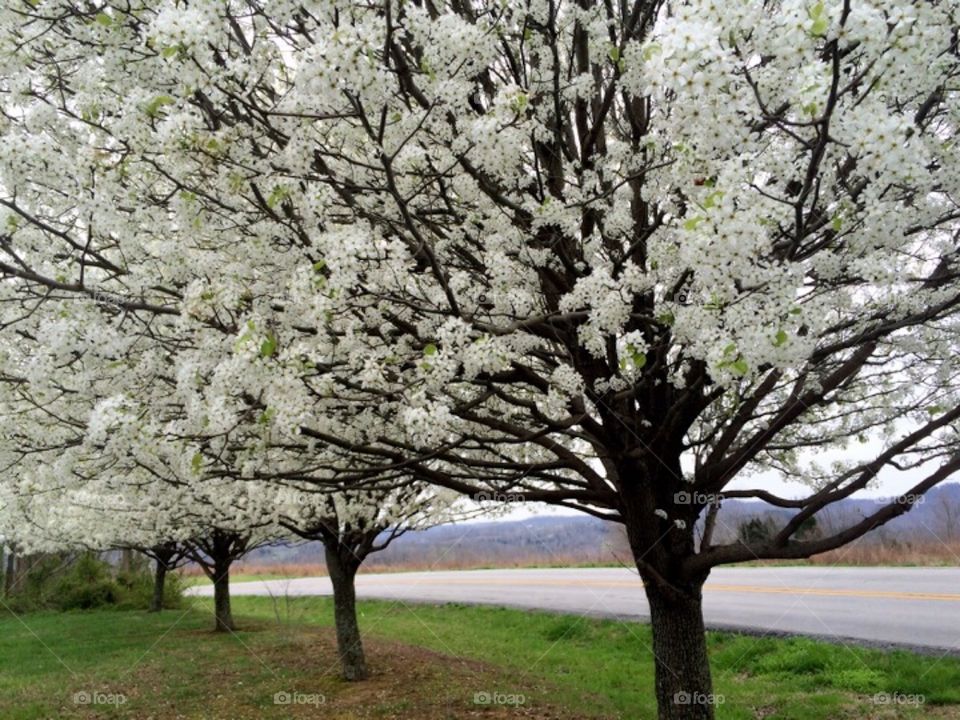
[{"xmin": 189, "ymin": 567, "xmax": 960, "ymax": 654}]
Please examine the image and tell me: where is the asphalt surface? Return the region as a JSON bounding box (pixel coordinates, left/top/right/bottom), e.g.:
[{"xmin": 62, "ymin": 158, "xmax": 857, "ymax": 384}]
[{"xmin": 189, "ymin": 567, "xmax": 960, "ymax": 654}]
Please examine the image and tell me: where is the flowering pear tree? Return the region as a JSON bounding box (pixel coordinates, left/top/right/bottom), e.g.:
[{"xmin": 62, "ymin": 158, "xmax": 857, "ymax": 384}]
[
  {"xmin": 2, "ymin": 1, "xmax": 960, "ymax": 718},
  {"xmin": 0, "ymin": 379, "xmax": 275, "ymax": 629},
  {"xmin": 0, "ymin": 307, "xmax": 282, "ymax": 629},
  {"xmin": 138, "ymin": 541, "xmax": 189, "ymax": 613},
  {"xmin": 275, "ymin": 482, "xmax": 471, "ymax": 680}
]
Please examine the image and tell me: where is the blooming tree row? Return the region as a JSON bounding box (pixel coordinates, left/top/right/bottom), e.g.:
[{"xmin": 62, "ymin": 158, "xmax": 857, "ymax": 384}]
[{"xmin": 1, "ymin": 1, "xmax": 959, "ymax": 718}]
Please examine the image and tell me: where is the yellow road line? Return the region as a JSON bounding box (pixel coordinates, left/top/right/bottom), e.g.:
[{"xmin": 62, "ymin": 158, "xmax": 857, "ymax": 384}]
[
  {"xmin": 707, "ymin": 584, "xmax": 960, "ymax": 602},
  {"xmin": 389, "ymin": 577, "xmax": 960, "ymax": 602}
]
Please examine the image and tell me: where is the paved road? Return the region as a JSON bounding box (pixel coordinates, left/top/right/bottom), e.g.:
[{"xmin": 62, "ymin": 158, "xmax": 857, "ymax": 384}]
[{"xmin": 190, "ymin": 567, "xmax": 960, "ymax": 653}]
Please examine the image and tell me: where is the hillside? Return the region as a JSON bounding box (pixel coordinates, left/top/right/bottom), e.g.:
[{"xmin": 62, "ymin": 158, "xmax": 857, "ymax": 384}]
[{"xmin": 238, "ymin": 483, "xmax": 960, "ymax": 571}]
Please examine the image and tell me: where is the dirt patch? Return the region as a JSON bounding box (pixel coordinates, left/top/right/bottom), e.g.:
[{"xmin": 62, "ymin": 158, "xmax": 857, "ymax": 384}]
[
  {"xmin": 94, "ymin": 624, "xmax": 610, "ymax": 720},
  {"xmin": 265, "ymin": 627, "xmax": 591, "ymax": 719}
]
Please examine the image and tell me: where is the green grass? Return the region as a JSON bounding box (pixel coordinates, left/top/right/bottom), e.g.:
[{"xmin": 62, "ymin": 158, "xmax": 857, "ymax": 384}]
[
  {"xmin": 0, "ymin": 598, "xmax": 957, "ymax": 719},
  {"xmin": 232, "ymin": 596, "xmax": 960, "ymax": 719}
]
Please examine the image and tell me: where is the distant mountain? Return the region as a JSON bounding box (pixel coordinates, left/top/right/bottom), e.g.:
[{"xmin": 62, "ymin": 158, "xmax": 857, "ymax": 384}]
[
  {"xmin": 245, "ymin": 514, "xmax": 629, "ymax": 569},
  {"xmin": 710, "ymin": 482, "xmax": 960, "ymax": 545},
  {"xmin": 242, "ymin": 483, "xmax": 960, "ymax": 570}
]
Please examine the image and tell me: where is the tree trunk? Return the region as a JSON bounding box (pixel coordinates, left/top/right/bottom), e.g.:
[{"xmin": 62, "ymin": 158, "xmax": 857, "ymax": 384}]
[
  {"xmin": 149, "ymin": 545, "xmax": 178, "ymax": 612},
  {"xmin": 13, "ymin": 552, "xmax": 33, "ymax": 592},
  {"xmin": 190, "ymin": 531, "xmax": 246, "ymax": 632},
  {"xmin": 212, "ymin": 558, "xmax": 234, "ymax": 632},
  {"xmin": 150, "ymin": 561, "xmax": 167, "ymax": 613},
  {"xmin": 324, "ymin": 545, "xmax": 368, "ymax": 680},
  {"xmin": 3, "ymin": 551, "xmax": 14, "ymax": 596},
  {"xmin": 645, "ymin": 582, "xmax": 715, "ymax": 720}
]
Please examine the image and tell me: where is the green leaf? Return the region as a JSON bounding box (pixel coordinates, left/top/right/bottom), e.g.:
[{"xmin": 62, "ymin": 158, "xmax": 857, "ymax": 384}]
[
  {"xmin": 704, "ymin": 293, "xmax": 725, "ymax": 311},
  {"xmin": 642, "ymin": 42, "xmax": 661, "ymax": 61},
  {"xmin": 730, "ymin": 358, "xmax": 749, "ymax": 376},
  {"xmin": 512, "ymin": 92, "xmax": 528, "ymax": 114},
  {"xmin": 683, "ymin": 216, "xmax": 704, "ymax": 231},
  {"xmin": 808, "ymin": 2, "xmax": 828, "ymax": 36},
  {"xmin": 267, "ymin": 185, "xmax": 288, "ymax": 209},
  {"xmin": 623, "ymin": 344, "xmax": 647, "ymax": 370},
  {"xmin": 191, "ymin": 453, "xmax": 203, "ymax": 474},
  {"xmin": 162, "ymin": 46, "xmax": 180, "ymax": 59},
  {"xmin": 234, "ymin": 331, "xmax": 252, "ymax": 351},
  {"xmin": 927, "ymin": 405, "xmax": 946, "ymax": 416},
  {"xmin": 656, "ymin": 311, "xmax": 675, "ymax": 327},
  {"xmin": 420, "ymin": 58, "xmax": 436, "ymax": 81},
  {"xmin": 608, "ymin": 46, "xmax": 620, "ymax": 63},
  {"xmin": 703, "ymin": 191, "xmax": 724, "ymax": 209},
  {"xmin": 81, "ymin": 104, "xmax": 101, "ymax": 123},
  {"xmin": 228, "ymin": 173, "xmax": 245, "ymax": 192},
  {"xmin": 424, "ymin": 343, "xmax": 438, "ymax": 356},
  {"xmin": 831, "ymin": 215, "xmax": 842, "ymax": 232},
  {"xmin": 260, "ymin": 334, "xmax": 278, "ymax": 358},
  {"xmin": 145, "ymin": 95, "xmax": 175, "ymax": 118},
  {"xmin": 773, "ymin": 329, "xmax": 788, "ymax": 347},
  {"xmin": 95, "ymin": 12, "xmax": 112, "ymax": 27},
  {"xmin": 258, "ymin": 408, "xmax": 276, "ymax": 425}
]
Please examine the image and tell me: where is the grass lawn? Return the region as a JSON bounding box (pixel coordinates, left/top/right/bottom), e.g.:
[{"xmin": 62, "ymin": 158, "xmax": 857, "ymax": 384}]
[{"xmin": 0, "ymin": 595, "xmax": 957, "ymax": 719}]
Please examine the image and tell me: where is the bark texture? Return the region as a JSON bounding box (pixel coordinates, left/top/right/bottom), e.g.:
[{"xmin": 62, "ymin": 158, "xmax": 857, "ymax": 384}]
[
  {"xmin": 645, "ymin": 583, "xmax": 715, "ymax": 720},
  {"xmin": 325, "ymin": 544, "xmax": 368, "ymax": 680}
]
